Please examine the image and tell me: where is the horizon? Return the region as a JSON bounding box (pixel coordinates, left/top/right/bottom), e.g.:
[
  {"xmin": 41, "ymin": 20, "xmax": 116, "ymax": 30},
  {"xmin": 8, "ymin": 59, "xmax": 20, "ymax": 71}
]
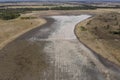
[{"xmin": 0, "ymin": 0, "xmax": 120, "ymax": 2}]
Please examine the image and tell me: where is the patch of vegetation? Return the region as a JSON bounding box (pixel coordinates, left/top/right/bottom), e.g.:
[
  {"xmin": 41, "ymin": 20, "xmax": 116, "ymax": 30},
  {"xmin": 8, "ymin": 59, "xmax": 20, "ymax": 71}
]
[
  {"xmin": 109, "ymin": 30, "xmax": 120, "ymax": 35},
  {"xmin": 51, "ymin": 5, "xmax": 120, "ymax": 10},
  {"xmin": 104, "ymin": 25, "xmax": 110, "ymax": 30},
  {"xmin": 80, "ymin": 26, "xmax": 87, "ymax": 31},
  {"xmin": 96, "ymin": 6, "xmax": 120, "ymax": 9},
  {"xmin": 0, "ymin": 8, "xmax": 49, "ymax": 13},
  {"xmin": 0, "ymin": 11, "xmax": 20, "ymax": 20},
  {"xmin": 0, "ymin": 8, "xmax": 49, "ymax": 20},
  {"xmin": 51, "ymin": 5, "xmax": 97, "ymax": 10},
  {"xmin": 20, "ymin": 17, "xmax": 37, "ymax": 19},
  {"xmin": 86, "ymin": 21, "xmax": 91, "ymax": 25}
]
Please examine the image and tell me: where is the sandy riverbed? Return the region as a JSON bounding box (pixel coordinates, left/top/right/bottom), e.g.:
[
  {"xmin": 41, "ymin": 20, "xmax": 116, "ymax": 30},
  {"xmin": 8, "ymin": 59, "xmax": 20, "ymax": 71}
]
[{"xmin": 42, "ymin": 15, "xmax": 120, "ymax": 80}]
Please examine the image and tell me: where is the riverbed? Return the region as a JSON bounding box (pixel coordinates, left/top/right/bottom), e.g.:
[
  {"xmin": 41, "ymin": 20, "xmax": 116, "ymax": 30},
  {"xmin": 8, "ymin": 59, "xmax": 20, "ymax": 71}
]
[{"xmin": 0, "ymin": 15, "xmax": 120, "ymax": 80}]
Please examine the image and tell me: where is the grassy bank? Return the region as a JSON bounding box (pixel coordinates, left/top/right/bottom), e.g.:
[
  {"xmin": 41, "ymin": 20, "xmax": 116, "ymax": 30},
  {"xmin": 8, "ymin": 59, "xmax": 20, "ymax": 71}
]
[
  {"xmin": 75, "ymin": 12, "xmax": 120, "ymax": 66},
  {"xmin": 0, "ymin": 15, "xmax": 46, "ymax": 49}
]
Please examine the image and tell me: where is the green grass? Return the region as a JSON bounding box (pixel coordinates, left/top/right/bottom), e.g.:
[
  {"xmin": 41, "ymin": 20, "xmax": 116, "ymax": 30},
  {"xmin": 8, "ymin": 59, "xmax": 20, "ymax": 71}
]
[{"xmin": 0, "ymin": 11, "xmax": 20, "ymax": 20}]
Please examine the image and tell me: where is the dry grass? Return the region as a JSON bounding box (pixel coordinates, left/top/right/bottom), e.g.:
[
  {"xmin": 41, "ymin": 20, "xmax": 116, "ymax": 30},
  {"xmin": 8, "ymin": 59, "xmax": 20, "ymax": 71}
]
[
  {"xmin": 0, "ymin": 15, "xmax": 46, "ymax": 49},
  {"xmin": 75, "ymin": 11, "xmax": 120, "ymax": 66}
]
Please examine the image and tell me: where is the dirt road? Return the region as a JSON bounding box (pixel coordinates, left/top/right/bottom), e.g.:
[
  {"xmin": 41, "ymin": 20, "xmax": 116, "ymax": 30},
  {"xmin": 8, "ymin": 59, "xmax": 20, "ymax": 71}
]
[{"xmin": 0, "ymin": 15, "xmax": 120, "ymax": 80}]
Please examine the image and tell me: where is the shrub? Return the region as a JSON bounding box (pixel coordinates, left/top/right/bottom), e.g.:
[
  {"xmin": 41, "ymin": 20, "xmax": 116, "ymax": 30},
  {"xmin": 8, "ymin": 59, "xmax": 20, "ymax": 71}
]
[
  {"xmin": 107, "ymin": 25, "xmax": 110, "ymax": 29},
  {"xmin": 80, "ymin": 26, "xmax": 87, "ymax": 31},
  {"xmin": 87, "ymin": 21, "xmax": 91, "ymax": 25},
  {"xmin": 94, "ymin": 27, "xmax": 98, "ymax": 30},
  {"xmin": 104, "ymin": 25, "xmax": 110, "ymax": 29}
]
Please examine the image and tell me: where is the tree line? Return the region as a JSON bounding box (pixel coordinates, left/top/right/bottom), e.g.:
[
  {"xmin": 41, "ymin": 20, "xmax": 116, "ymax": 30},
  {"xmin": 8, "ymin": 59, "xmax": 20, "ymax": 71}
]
[{"xmin": 0, "ymin": 5, "xmax": 120, "ymax": 20}]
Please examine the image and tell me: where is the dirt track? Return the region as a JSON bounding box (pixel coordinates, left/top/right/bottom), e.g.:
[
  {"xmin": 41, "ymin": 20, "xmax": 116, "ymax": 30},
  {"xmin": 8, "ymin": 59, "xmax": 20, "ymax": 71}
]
[{"xmin": 0, "ymin": 15, "xmax": 120, "ymax": 80}]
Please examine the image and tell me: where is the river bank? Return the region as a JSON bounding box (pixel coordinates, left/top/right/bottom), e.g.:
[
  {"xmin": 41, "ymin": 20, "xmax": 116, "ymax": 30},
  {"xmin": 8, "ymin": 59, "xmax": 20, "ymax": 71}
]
[
  {"xmin": 75, "ymin": 12, "xmax": 120, "ymax": 66},
  {"xmin": 0, "ymin": 17, "xmax": 46, "ymax": 49}
]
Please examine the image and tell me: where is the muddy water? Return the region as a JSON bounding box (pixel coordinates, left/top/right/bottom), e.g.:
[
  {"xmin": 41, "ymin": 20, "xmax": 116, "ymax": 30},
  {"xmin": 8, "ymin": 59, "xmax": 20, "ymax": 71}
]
[{"xmin": 0, "ymin": 15, "xmax": 120, "ymax": 80}]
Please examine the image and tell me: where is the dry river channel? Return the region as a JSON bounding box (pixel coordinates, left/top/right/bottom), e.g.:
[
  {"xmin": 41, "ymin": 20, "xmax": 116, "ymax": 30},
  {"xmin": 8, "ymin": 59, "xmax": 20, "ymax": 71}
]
[{"xmin": 0, "ymin": 15, "xmax": 120, "ymax": 80}]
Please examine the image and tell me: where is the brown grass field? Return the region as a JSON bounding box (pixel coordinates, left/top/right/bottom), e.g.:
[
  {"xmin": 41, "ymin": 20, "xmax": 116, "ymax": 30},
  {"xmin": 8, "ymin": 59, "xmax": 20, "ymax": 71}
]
[
  {"xmin": 0, "ymin": 14, "xmax": 46, "ymax": 49},
  {"xmin": 75, "ymin": 11, "xmax": 120, "ymax": 66}
]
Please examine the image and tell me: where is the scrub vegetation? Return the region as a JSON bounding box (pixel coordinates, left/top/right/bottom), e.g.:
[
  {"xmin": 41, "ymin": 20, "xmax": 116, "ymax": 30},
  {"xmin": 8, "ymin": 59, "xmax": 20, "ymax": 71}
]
[
  {"xmin": 0, "ymin": 8, "xmax": 49, "ymax": 20},
  {"xmin": 51, "ymin": 5, "xmax": 97, "ymax": 10},
  {"xmin": 0, "ymin": 11, "xmax": 20, "ymax": 20},
  {"xmin": 75, "ymin": 12, "xmax": 120, "ymax": 66}
]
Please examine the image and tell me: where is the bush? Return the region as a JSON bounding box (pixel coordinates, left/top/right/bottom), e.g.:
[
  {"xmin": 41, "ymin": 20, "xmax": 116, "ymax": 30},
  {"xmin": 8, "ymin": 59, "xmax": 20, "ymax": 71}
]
[
  {"xmin": 80, "ymin": 26, "xmax": 87, "ymax": 31},
  {"xmin": 104, "ymin": 25, "xmax": 110, "ymax": 29}
]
